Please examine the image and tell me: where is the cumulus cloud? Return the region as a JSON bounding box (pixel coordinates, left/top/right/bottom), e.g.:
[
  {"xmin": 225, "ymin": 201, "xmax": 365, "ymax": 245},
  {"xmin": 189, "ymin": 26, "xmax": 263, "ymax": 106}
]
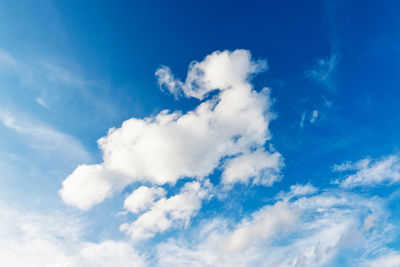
[
  {"xmin": 220, "ymin": 201, "xmax": 297, "ymax": 253},
  {"xmin": 334, "ymin": 155, "xmax": 400, "ymax": 188},
  {"xmin": 121, "ymin": 181, "xmax": 210, "ymax": 240},
  {"xmin": 124, "ymin": 186, "xmax": 166, "ymax": 214},
  {"xmin": 60, "ymin": 49, "xmax": 282, "ymax": 210},
  {"xmin": 59, "ymin": 164, "xmax": 115, "ymax": 210},
  {"xmin": 222, "ymin": 149, "xmax": 283, "ymax": 185},
  {"xmin": 155, "ymin": 49, "xmax": 267, "ymax": 99}
]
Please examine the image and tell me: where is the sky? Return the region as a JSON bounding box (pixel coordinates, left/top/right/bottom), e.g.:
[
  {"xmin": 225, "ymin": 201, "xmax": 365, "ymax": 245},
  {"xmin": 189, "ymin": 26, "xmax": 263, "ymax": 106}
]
[{"xmin": 0, "ymin": 0, "xmax": 400, "ymax": 266}]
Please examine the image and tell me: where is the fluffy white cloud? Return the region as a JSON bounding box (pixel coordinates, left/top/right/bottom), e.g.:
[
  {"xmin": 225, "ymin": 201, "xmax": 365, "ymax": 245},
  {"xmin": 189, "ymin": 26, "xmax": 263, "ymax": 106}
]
[
  {"xmin": 124, "ymin": 186, "xmax": 166, "ymax": 214},
  {"xmin": 121, "ymin": 181, "xmax": 210, "ymax": 240},
  {"xmin": 334, "ymin": 155, "xmax": 400, "ymax": 188},
  {"xmin": 60, "ymin": 49, "xmax": 282, "ymax": 210},
  {"xmin": 155, "ymin": 50, "xmax": 267, "ymax": 99},
  {"xmin": 220, "ymin": 201, "xmax": 297, "ymax": 253},
  {"xmin": 59, "ymin": 164, "xmax": 115, "ymax": 210},
  {"xmin": 222, "ymin": 149, "xmax": 283, "ymax": 185}
]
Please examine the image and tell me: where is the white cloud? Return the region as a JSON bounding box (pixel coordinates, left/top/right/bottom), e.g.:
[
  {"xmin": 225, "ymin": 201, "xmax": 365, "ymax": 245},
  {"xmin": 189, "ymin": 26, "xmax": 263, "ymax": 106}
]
[
  {"xmin": 299, "ymin": 110, "xmax": 319, "ymax": 129},
  {"xmin": 76, "ymin": 240, "xmax": 147, "ymax": 267},
  {"xmin": 1, "ymin": 183, "xmax": 395, "ymax": 267},
  {"xmin": 278, "ymin": 183, "xmax": 318, "ymax": 200},
  {"xmin": 334, "ymin": 155, "xmax": 400, "ymax": 188},
  {"xmin": 0, "ymin": 202, "xmax": 147, "ymax": 267},
  {"xmin": 121, "ymin": 181, "xmax": 210, "ymax": 240},
  {"xmin": 60, "ymin": 49, "xmax": 282, "ymax": 210},
  {"xmin": 366, "ymin": 252, "xmax": 400, "ymax": 267},
  {"xmin": 300, "ymin": 112, "xmax": 306, "ymax": 129},
  {"xmin": 59, "ymin": 164, "xmax": 115, "ymax": 210},
  {"xmin": 155, "ymin": 188, "xmax": 392, "ymax": 267},
  {"xmin": 220, "ymin": 201, "xmax": 297, "ymax": 253},
  {"xmin": 124, "ymin": 186, "xmax": 166, "ymax": 214},
  {"xmin": 222, "ymin": 149, "xmax": 283, "ymax": 185},
  {"xmin": 310, "ymin": 110, "xmax": 318, "ymax": 123},
  {"xmin": 35, "ymin": 97, "xmax": 50, "ymax": 109},
  {"xmin": 156, "ymin": 50, "xmax": 267, "ymax": 100}
]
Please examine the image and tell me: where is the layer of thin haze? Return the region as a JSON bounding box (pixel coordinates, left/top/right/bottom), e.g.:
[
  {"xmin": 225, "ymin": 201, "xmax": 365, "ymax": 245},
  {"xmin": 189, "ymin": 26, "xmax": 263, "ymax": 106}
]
[{"xmin": 59, "ymin": 50, "xmax": 282, "ymax": 210}]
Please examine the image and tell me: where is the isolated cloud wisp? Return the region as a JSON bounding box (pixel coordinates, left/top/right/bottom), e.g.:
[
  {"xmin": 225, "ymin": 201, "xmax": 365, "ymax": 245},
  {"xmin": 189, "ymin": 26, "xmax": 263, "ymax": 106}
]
[
  {"xmin": 305, "ymin": 54, "xmax": 338, "ymax": 91},
  {"xmin": 0, "ymin": 109, "xmax": 91, "ymax": 163}
]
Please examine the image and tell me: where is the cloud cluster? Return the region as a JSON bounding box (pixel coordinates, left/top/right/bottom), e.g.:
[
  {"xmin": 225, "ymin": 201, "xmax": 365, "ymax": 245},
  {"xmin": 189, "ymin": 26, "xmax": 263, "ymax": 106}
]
[
  {"xmin": 155, "ymin": 187, "xmax": 395, "ymax": 267},
  {"xmin": 124, "ymin": 186, "xmax": 166, "ymax": 214},
  {"xmin": 54, "ymin": 48, "xmax": 400, "ymax": 266},
  {"xmin": 334, "ymin": 154, "xmax": 400, "ymax": 188},
  {"xmin": 60, "ymin": 50, "xmax": 282, "ymax": 212},
  {"xmin": 3, "ymin": 184, "xmax": 398, "ymax": 267},
  {"xmin": 121, "ymin": 180, "xmax": 210, "ymax": 240}
]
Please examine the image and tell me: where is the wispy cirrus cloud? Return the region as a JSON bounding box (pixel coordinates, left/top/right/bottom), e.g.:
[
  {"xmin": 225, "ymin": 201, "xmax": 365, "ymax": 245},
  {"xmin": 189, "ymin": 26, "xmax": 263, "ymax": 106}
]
[
  {"xmin": 333, "ymin": 154, "xmax": 400, "ymax": 188},
  {"xmin": 305, "ymin": 54, "xmax": 338, "ymax": 92},
  {"xmin": 0, "ymin": 108, "xmax": 91, "ymax": 163},
  {"xmin": 0, "ymin": 47, "xmax": 116, "ymax": 116},
  {"xmin": 155, "ymin": 186, "xmax": 396, "ymax": 267}
]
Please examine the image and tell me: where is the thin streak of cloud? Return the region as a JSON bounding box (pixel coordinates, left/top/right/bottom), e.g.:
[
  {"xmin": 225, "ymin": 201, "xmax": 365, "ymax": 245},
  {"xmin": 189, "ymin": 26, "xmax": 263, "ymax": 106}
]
[
  {"xmin": 0, "ymin": 108, "xmax": 91, "ymax": 163},
  {"xmin": 305, "ymin": 54, "xmax": 338, "ymax": 91}
]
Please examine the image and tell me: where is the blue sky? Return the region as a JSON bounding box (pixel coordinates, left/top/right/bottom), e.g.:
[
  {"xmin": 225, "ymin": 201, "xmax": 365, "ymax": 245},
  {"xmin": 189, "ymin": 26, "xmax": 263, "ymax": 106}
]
[{"xmin": 1, "ymin": 0, "xmax": 400, "ymax": 266}]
